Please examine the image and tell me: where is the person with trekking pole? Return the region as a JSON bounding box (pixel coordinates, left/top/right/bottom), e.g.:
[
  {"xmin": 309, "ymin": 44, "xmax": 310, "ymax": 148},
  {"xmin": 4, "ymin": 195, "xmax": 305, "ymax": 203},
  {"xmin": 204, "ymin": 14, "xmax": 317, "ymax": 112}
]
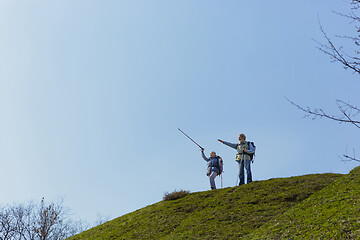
[
  {"xmin": 201, "ymin": 148, "xmax": 223, "ymax": 190},
  {"xmin": 218, "ymin": 134, "xmax": 255, "ymax": 186},
  {"xmin": 178, "ymin": 128, "xmax": 224, "ymax": 189}
]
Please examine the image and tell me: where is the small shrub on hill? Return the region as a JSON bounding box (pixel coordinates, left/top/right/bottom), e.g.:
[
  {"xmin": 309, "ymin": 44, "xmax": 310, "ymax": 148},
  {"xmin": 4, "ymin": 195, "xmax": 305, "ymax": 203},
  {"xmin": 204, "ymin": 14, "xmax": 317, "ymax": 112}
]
[{"xmin": 163, "ymin": 190, "xmax": 191, "ymax": 201}]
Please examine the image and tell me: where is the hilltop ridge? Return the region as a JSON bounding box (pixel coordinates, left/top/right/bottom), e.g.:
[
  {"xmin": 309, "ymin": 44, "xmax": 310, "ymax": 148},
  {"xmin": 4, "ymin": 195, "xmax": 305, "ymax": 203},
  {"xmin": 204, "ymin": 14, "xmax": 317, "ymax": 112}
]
[
  {"xmin": 247, "ymin": 166, "xmax": 360, "ymax": 239},
  {"xmin": 67, "ymin": 167, "xmax": 360, "ymax": 239}
]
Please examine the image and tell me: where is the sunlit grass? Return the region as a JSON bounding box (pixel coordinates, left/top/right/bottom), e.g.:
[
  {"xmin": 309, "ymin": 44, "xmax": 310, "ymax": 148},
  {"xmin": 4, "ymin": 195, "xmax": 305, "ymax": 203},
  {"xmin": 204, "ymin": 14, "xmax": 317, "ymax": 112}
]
[{"xmin": 67, "ymin": 169, "xmax": 360, "ymax": 239}]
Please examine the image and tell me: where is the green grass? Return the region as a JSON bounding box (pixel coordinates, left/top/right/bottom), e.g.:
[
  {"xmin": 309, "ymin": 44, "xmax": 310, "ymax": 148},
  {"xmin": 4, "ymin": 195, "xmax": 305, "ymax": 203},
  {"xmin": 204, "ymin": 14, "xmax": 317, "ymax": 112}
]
[
  {"xmin": 68, "ymin": 171, "xmax": 344, "ymax": 239},
  {"xmin": 247, "ymin": 166, "xmax": 360, "ymax": 239}
]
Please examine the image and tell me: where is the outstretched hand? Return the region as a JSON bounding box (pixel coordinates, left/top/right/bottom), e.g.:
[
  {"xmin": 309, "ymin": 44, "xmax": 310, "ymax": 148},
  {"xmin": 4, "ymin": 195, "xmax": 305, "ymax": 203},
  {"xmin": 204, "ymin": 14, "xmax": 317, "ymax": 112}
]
[
  {"xmin": 218, "ymin": 139, "xmax": 224, "ymax": 144},
  {"xmin": 201, "ymin": 147, "xmax": 204, "ymax": 152}
]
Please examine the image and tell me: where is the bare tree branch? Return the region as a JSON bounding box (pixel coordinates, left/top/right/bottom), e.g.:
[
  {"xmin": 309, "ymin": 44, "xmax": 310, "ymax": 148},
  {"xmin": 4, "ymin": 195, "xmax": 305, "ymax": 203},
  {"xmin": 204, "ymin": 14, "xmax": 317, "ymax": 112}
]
[
  {"xmin": 342, "ymin": 154, "xmax": 360, "ymax": 162},
  {"xmin": 0, "ymin": 199, "xmax": 88, "ymax": 240},
  {"xmin": 285, "ymin": 97, "xmax": 360, "ymax": 129},
  {"xmin": 316, "ymin": 24, "xmax": 360, "ymax": 74},
  {"xmin": 340, "ymin": 147, "xmax": 360, "ymax": 162}
]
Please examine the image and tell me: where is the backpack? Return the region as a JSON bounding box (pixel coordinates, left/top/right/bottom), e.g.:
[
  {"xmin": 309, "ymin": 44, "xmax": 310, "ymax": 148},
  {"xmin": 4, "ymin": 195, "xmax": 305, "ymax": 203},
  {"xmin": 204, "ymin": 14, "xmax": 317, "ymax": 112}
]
[
  {"xmin": 247, "ymin": 141, "xmax": 256, "ymax": 161},
  {"xmin": 212, "ymin": 156, "xmax": 222, "ymax": 172},
  {"xmin": 207, "ymin": 156, "xmax": 223, "ymax": 175},
  {"xmin": 237, "ymin": 141, "xmax": 256, "ymax": 161}
]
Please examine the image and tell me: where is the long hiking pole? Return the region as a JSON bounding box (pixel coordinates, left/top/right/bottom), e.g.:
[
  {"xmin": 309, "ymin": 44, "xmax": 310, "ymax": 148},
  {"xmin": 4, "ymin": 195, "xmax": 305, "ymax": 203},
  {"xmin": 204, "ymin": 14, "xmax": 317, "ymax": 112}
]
[
  {"xmin": 178, "ymin": 128, "xmax": 203, "ymax": 150},
  {"xmin": 220, "ymin": 160, "xmax": 223, "ymax": 188},
  {"xmin": 221, "ymin": 173, "xmax": 223, "ymax": 188}
]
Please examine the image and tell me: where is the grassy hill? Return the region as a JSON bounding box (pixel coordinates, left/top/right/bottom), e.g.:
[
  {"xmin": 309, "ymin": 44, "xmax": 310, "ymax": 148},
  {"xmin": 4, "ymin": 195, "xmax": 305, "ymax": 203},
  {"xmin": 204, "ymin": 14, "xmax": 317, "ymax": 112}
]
[
  {"xmin": 68, "ymin": 167, "xmax": 360, "ymax": 239},
  {"xmin": 247, "ymin": 166, "xmax": 360, "ymax": 239}
]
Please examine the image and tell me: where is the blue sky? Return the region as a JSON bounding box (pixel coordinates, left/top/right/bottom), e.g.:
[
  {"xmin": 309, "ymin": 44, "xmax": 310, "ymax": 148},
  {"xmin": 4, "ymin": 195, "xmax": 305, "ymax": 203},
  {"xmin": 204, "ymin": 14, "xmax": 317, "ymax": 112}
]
[{"xmin": 0, "ymin": 0, "xmax": 359, "ymax": 223}]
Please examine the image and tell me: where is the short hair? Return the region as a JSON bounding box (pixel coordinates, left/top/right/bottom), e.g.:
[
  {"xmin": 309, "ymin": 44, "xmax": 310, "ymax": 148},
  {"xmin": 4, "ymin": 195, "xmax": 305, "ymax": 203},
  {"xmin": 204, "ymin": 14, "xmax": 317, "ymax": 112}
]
[
  {"xmin": 210, "ymin": 151, "xmax": 216, "ymax": 155},
  {"xmin": 239, "ymin": 134, "xmax": 246, "ymax": 140}
]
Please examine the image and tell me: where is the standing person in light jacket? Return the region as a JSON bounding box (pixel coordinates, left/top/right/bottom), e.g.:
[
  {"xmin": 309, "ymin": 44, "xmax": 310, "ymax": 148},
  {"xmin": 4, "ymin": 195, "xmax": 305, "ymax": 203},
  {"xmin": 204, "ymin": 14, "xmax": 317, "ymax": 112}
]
[
  {"xmin": 201, "ymin": 148, "xmax": 223, "ymax": 190},
  {"xmin": 218, "ymin": 134, "xmax": 255, "ymax": 186}
]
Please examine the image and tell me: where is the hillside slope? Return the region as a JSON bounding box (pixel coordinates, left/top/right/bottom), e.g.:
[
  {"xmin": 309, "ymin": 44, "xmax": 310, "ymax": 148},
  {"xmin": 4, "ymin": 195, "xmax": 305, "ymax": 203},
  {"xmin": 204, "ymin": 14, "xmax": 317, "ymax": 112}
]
[
  {"xmin": 247, "ymin": 166, "xmax": 360, "ymax": 239},
  {"xmin": 68, "ymin": 172, "xmax": 342, "ymax": 239}
]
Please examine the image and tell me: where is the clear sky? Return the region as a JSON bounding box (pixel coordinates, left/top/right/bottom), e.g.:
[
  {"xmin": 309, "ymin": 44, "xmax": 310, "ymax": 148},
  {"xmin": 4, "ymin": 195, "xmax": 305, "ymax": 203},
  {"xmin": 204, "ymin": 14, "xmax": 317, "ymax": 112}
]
[{"xmin": 0, "ymin": 0, "xmax": 359, "ymax": 224}]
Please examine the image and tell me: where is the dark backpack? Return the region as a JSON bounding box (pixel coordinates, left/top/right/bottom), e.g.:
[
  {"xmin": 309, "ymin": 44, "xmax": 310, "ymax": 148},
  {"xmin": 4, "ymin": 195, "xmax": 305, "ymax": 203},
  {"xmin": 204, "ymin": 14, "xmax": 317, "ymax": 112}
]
[{"xmin": 210, "ymin": 156, "xmax": 223, "ymax": 174}]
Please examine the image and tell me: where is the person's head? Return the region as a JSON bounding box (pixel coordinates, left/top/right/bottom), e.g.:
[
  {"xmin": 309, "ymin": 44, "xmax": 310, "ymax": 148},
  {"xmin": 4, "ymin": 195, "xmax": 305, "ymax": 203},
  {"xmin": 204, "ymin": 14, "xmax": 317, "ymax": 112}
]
[
  {"xmin": 210, "ymin": 151, "xmax": 216, "ymax": 158},
  {"xmin": 238, "ymin": 134, "xmax": 246, "ymax": 143}
]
